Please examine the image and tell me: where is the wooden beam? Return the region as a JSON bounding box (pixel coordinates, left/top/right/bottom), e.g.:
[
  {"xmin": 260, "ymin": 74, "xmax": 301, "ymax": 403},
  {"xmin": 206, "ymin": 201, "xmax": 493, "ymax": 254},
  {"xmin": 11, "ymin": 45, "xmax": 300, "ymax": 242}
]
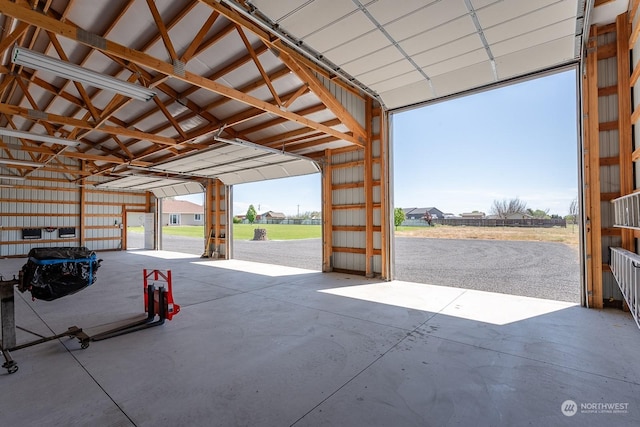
[
  {"xmin": 598, "ymin": 85, "xmax": 618, "ymax": 97},
  {"xmin": 236, "ymin": 26, "xmax": 282, "ymax": 107},
  {"xmin": 146, "ymin": 0, "xmax": 178, "ymax": 61},
  {"xmin": 585, "ymin": 32, "xmax": 603, "ymax": 308},
  {"xmin": 278, "ymin": 53, "xmax": 367, "ymax": 144},
  {"xmin": 599, "ymin": 120, "xmax": 618, "ymax": 131},
  {"xmin": 378, "ymin": 107, "xmax": 389, "ymax": 279},
  {"xmin": 0, "ymin": 1, "xmax": 362, "ymax": 146},
  {"xmin": 196, "ymin": 0, "xmax": 364, "ymax": 98},
  {"xmin": 596, "ymin": 42, "xmax": 616, "ymax": 59},
  {"xmin": 599, "ymin": 156, "xmax": 619, "ymax": 166},
  {"xmin": 323, "ymin": 149, "xmax": 333, "ymax": 272},
  {"xmin": 364, "ymin": 96, "xmax": 373, "ymax": 277},
  {"xmin": 180, "ymin": 10, "xmax": 219, "ymax": 62},
  {"xmin": 617, "ymin": 13, "xmax": 634, "ymax": 252},
  {"xmin": 0, "ymin": 103, "xmax": 176, "ymax": 146},
  {"xmin": 631, "ymin": 0, "xmax": 640, "ymax": 25}
]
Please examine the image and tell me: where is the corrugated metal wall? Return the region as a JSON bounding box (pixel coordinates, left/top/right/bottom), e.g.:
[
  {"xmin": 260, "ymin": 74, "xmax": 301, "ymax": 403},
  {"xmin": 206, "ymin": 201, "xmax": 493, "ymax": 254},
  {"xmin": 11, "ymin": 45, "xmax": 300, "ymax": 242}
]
[
  {"xmin": 596, "ymin": 30, "xmax": 623, "ymax": 301},
  {"xmin": 326, "ymin": 102, "xmax": 388, "ymax": 277},
  {"xmin": 316, "ymin": 72, "xmax": 366, "ymax": 129},
  {"xmin": 84, "ymin": 189, "xmax": 147, "ymax": 251},
  {"xmin": 0, "ymin": 152, "xmax": 148, "ymax": 256}
]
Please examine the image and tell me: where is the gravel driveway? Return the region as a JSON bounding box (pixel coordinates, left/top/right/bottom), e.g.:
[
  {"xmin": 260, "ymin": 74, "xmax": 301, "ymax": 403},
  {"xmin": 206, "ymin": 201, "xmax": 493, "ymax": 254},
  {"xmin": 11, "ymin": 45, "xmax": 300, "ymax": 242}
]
[{"xmin": 128, "ymin": 232, "xmax": 580, "ymax": 303}]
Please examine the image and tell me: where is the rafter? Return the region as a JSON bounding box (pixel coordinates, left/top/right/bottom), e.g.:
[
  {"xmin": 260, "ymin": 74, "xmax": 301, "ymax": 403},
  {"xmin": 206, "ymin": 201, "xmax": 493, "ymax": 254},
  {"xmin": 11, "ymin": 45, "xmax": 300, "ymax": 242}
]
[
  {"xmin": 278, "ymin": 53, "xmax": 366, "ymax": 144},
  {"xmin": 0, "ymin": 141, "xmax": 151, "ymax": 167},
  {"xmin": 145, "ymin": 0, "xmax": 178, "ymax": 61},
  {"xmin": 181, "ymin": 10, "xmax": 219, "ymax": 62},
  {"xmin": 0, "ymin": 1, "xmax": 362, "ymax": 147},
  {"xmin": 0, "ymin": 102, "xmax": 177, "ymax": 146},
  {"xmin": 235, "ymin": 25, "xmax": 282, "ymax": 107},
  {"xmin": 47, "ymin": 32, "xmax": 101, "ymax": 120}
]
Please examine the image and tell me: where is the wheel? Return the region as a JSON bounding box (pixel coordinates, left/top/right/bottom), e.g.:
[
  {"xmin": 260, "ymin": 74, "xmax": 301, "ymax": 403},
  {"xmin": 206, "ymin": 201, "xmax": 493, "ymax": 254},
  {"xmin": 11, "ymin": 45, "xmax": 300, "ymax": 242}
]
[
  {"xmin": 81, "ymin": 341, "xmax": 89, "ymax": 350},
  {"xmin": 7, "ymin": 364, "xmax": 18, "ymax": 374}
]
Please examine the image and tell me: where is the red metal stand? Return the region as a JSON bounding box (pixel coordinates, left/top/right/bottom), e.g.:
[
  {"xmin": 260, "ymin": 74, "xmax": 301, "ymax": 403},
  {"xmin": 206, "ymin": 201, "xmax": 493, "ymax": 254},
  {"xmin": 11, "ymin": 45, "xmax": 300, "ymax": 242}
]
[{"xmin": 143, "ymin": 269, "xmax": 180, "ymax": 320}]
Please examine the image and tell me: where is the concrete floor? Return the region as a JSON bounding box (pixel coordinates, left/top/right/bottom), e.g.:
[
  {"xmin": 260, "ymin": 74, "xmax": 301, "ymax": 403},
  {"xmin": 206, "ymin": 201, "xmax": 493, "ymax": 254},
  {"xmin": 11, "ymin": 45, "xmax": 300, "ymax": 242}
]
[{"xmin": 0, "ymin": 250, "xmax": 639, "ymax": 426}]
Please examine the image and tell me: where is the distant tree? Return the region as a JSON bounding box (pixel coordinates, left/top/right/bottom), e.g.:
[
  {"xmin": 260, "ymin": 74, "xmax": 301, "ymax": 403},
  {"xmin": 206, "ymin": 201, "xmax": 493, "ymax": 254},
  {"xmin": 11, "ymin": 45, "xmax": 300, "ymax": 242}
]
[
  {"xmin": 527, "ymin": 208, "xmax": 550, "ymax": 219},
  {"xmin": 246, "ymin": 204, "xmax": 257, "ymax": 224},
  {"xmin": 567, "ymin": 198, "xmax": 579, "ymax": 231},
  {"xmin": 232, "ymin": 216, "xmax": 242, "ymax": 224},
  {"xmin": 394, "ymin": 207, "xmax": 405, "ymax": 229},
  {"xmin": 490, "ymin": 198, "xmax": 528, "ymax": 219}
]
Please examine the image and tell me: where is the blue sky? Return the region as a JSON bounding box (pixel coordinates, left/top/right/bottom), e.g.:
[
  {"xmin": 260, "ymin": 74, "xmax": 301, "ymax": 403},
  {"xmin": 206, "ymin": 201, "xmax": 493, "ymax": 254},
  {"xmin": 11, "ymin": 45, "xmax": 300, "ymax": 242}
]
[{"xmin": 179, "ymin": 69, "xmax": 578, "ymax": 217}]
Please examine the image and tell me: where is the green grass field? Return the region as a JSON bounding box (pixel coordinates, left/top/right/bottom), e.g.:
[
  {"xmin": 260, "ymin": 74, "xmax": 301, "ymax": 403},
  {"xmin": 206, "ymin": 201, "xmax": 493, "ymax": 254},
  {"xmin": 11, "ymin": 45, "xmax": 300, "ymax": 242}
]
[{"xmin": 128, "ymin": 224, "xmax": 321, "ymax": 240}]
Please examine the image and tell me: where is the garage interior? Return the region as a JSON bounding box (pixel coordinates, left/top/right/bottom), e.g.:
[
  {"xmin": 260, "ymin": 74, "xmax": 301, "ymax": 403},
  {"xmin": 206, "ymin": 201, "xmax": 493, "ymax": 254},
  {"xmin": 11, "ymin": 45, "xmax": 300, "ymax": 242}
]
[{"xmin": 0, "ymin": 0, "xmax": 639, "ymax": 425}]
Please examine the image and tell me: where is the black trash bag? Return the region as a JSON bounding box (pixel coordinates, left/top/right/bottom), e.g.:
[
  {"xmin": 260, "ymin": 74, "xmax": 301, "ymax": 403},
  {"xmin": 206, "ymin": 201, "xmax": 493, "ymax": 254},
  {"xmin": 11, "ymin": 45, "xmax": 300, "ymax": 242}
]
[{"xmin": 20, "ymin": 247, "xmax": 102, "ymax": 301}]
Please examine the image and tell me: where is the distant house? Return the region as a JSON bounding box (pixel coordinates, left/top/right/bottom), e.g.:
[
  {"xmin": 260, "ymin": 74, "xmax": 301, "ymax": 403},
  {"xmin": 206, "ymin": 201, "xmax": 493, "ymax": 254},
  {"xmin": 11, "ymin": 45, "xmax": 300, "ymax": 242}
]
[
  {"xmin": 258, "ymin": 211, "xmax": 286, "ymax": 222},
  {"xmin": 443, "ymin": 213, "xmax": 458, "ymax": 219},
  {"xmin": 405, "ymin": 207, "xmax": 444, "ymax": 220},
  {"xmin": 461, "ymin": 212, "xmax": 485, "ymax": 219},
  {"xmin": 162, "ymin": 199, "xmax": 204, "ymax": 226}
]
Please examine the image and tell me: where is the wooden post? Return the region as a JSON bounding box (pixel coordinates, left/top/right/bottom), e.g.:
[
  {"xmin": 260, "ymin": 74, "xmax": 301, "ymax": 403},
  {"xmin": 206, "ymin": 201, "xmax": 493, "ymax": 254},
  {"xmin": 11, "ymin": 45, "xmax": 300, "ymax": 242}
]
[
  {"xmin": 617, "ymin": 13, "xmax": 634, "ymax": 253},
  {"xmin": 585, "ymin": 28, "xmax": 604, "ymax": 308},
  {"xmin": 379, "ymin": 108, "xmax": 390, "ymax": 280},
  {"xmin": 0, "ymin": 279, "xmax": 16, "ymax": 350},
  {"xmin": 322, "ymin": 149, "xmax": 333, "ymax": 272},
  {"xmin": 364, "ymin": 97, "xmax": 374, "ymax": 277}
]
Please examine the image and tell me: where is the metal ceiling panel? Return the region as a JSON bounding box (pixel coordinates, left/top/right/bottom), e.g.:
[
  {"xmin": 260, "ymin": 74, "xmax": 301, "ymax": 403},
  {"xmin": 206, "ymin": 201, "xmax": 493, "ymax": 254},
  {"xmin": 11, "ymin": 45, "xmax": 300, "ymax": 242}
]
[
  {"xmin": 372, "ymin": 70, "xmax": 425, "ymax": 95},
  {"xmin": 412, "ymin": 34, "xmax": 487, "ymax": 68},
  {"xmin": 495, "ymin": 36, "xmax": 576, "ymax": 79},
  {"xmin": 278, "ymin": 0, "xmax": 358, "ymax": 39},
  {"xmin": 302, "ymin": 12, "xmax": 377, "ymax": 53},
  {"xmin": 249, "ymin": 0, "xmax": 310, "ymax": 23},
  {"xmin": 481, "ymin": 1, "xmax": 577, "ymax": 44},
  {"xmin": 422, "ymin": 49, "xmax": 489, "ymax": 78},
  {"xmin": 153, "ymin": 142, "xmax": 319, "ymax": 185},
  {"xmin": 356, "ymin": 61, "xmax": 418, "ymax": 88},
  {"xmin": 247, "ymin": 0, "xmax": 581, "ymax": 110},
  {"xmin": 217, "ymin": 158, "xmax": 319, "ymax": 185},
  {"xmin": 490, "ymin": 19, "xmax": 576, "ymax": 57},
  {"xmin": 398, "ymin": 16, "xmax": 479, "ymax": 56},
  {"xmin": 429, "ymin": 61, "xmax": 496, "ymax": 95},
  {"xmin": 325, "ymin": 31, "xmax": 392, "ymax": 66},
  {"xmin": 383, "ymin": 1, "xmax": 470, "ymax": 42},
  {"xmin": 342, "ymin": 45, "xmax": 406, "ymax": 76},
  {"xmin": 364, "ymin": 0, "xmax": 437, "ymax": 24},
  {"xmin": 96, "ymin": 176, "xmax": 203, "ymax": 198}
]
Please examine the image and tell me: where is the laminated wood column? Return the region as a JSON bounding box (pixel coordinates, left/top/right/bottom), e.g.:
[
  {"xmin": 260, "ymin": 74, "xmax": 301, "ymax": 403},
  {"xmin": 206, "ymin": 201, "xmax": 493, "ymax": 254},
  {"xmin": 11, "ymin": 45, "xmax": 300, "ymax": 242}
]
[
  {"xmin": 205, "ymin": 178, "xmax": 227, "ymax": 259},
  {"xmin": 322, "ymin": 149, "xmax": 333, "ymax": 272},
  {"xmin": 79, "ymin": 160, "xmax": 86, "ymax": 247},
  {"xmin": 364, "ymin": 98, "xmax": 374, "ymax": 277},
  {"xmin": 379, "ymin": 108, "xmax": 391, "ymax": 280},
  {"xmin": 584, "ymin": 28, "xmax": 603, "ymax": 308},
  {"xmin": 617, "ymin": 13, "xmax": 634, "ymax": 253}
]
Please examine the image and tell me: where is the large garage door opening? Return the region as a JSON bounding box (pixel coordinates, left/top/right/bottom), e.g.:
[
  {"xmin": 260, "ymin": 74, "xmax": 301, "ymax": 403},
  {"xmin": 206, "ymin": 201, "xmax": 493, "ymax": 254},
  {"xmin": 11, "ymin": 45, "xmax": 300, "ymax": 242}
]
[
  {"xmin": 393, "ymin": 70, "xmax": 580, "ymax": 303},
  {"xmin": 231, "ymin": 174, "xmax": 322, "ymax": 271}
]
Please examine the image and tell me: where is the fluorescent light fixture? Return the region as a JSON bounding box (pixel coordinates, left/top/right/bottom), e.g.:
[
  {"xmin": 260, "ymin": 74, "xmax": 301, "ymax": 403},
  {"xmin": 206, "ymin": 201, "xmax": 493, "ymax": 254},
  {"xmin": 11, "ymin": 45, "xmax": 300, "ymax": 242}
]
[
  {"xmin": 11, "ymin": 46, "xmax": 156, "ymax": 102},
  {"xmin": 0, "ymin": 158, "xmax": 42, "ymax": 167},
  {"xmin": 0, "ymin": 174, "xmax": 26, "ymax": 180},
  {"xmin": 0, "ymin": 128, "xmax": 80, "ymax": 147}
]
